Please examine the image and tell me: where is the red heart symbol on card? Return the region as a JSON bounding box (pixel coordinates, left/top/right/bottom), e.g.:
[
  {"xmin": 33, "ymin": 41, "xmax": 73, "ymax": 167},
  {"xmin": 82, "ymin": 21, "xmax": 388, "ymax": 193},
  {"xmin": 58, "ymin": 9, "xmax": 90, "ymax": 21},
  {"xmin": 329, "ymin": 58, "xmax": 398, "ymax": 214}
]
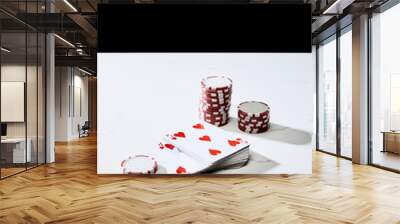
[
  {"xmin": 176, "ymin": 166, "xmax": 186, "ymax": 174},
  {"xmin": 164, "ymin": 144, "xmax": 175, "ymax": 150},
  {"xmin": 209, "ymin": 149, "xmax": 221, "ymax": 156},
  {"xmin": 193, "ymin": 123, "xmax": 204, "ymax": 129},
  {"xmin": 228, "ymin": 140, "xmax": 240, "ymax": 147},
  {"xmin": 199, "ymin": 135, "xmax": 211, "ymax": 142},
  {"xmin": 174, "ymin": 132, "xmax": 186, "ymax": 138}
]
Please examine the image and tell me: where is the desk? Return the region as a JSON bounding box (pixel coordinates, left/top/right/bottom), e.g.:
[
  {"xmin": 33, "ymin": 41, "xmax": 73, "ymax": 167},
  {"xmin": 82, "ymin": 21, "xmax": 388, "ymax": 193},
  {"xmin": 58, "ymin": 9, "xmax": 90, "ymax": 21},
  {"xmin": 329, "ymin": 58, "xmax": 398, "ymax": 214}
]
[
  {"xmin": 382, "ymin": 131, "xmax": 400, "ymax": 154},
  {"xmin": 1, "ymin": 138, "xmax": 31, "ymax": 163}
]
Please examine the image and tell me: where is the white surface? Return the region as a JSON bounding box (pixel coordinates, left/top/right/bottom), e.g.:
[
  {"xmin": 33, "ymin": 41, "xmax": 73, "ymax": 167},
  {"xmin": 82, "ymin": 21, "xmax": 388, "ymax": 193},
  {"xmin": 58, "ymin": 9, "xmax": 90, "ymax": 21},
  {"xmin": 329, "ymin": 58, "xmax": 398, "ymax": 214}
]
[
  {"xmin": 98, "ymin": 53, "xmax": 315, "ymax": 174},
  {"xmin": 1, "ymin": 82, "xmax": 25, "ymax": 122}
]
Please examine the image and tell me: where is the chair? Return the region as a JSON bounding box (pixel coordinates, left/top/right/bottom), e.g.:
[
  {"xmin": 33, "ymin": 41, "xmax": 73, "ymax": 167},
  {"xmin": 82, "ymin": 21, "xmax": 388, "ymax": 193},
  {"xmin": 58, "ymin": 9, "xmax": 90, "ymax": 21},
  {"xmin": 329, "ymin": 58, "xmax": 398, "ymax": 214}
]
[{"xmin": 79, "ymin": 121, "xmax": 90, "ymax": 138}]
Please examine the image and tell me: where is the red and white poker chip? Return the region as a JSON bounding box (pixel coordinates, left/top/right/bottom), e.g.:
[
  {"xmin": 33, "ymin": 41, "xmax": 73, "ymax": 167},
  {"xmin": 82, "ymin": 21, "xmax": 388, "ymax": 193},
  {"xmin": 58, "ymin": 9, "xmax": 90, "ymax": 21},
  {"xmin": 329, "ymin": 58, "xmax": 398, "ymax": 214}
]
[
  {"xmin": 238, "ymin": 101, "xmax": 270, "ymax": 134},
  {"xmin": 201, "ymin": 118, "xmax": 230, "ymax": 127},
  {"xmin": 200, "ymin": 100, "xmax": 231, "ymax": 108},
  {"xmin": 199, "ymin": 114, "xmax": 229, "ymax": 123},
  {"xmin": 121, "ymin": 155, "xmax": 158, "ymax": 174},
  {"xmin": 201, "ymin": 96, "xmax": 231, "ymax": 104},
  {"xmin": 238, "ymin": 112, "xmax": 269, "ymax": 121},
  {"xmin": 238, "ymin": 101, "xmax": 270, "ymax": 118},
  {"xmin": 201, "ymin": 76, "xmax": 233, "ymax": 91},
  {"xmin": 201, "ymin": 88, "xmax": 232, "ymax": 95},
  {"xmin": 199, "ymin": 103, "xmax": 231, "ymax": 111},
  {"xmin": 238, "ymin": 123, "xmax": 270, "ymax": 134},
  {"xmin": 199, "ymin": 76, "xmax": 233, "ymax": 127}
]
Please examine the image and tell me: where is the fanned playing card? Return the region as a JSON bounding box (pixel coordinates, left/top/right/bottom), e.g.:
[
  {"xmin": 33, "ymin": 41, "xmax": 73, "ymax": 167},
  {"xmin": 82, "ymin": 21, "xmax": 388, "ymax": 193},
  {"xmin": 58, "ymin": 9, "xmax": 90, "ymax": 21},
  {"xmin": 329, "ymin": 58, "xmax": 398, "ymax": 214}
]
[
  {"xmin": 163, "ymin": 121, "xmax": 250, "ymax": 165},
  {"xmin": 157, "ymin": 140, "xmax": 209, "ymax": 174}
]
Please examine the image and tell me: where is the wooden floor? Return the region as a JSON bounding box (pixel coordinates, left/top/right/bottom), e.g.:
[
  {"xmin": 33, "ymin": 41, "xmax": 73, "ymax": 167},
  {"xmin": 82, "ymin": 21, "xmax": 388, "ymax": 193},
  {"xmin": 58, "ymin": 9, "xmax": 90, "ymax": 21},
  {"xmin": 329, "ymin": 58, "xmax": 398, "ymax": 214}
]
[{"xmin": 1, "ymin": 135, "xmax": 400, "ymax": 224}]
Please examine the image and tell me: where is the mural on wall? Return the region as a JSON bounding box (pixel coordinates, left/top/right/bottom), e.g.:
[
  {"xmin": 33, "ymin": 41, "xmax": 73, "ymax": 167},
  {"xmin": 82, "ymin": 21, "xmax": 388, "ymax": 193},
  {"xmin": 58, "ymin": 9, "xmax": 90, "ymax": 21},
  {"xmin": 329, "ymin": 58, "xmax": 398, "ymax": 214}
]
[
  {"xmin": 97, "ymin": 53, "xmax": 314, "ymax": 175},
  {"xmin": 97, "ymin": 4, "xmax": 313, "ymax": 175}
]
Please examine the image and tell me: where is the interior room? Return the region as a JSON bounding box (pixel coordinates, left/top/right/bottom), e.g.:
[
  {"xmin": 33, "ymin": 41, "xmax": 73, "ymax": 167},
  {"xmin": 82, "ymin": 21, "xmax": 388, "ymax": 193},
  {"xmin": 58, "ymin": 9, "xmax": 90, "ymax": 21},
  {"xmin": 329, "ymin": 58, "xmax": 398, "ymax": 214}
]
[
  {"xmin": 0, "ymin": 21, "xmax": 46, "ymax": 178},
  {"xmin": 0, "ymin": 0, "xmax": 400, "ymax": 223},
  {"xmin": 370, "ymin": 3, "xmax": 400, "ymax": 171}
]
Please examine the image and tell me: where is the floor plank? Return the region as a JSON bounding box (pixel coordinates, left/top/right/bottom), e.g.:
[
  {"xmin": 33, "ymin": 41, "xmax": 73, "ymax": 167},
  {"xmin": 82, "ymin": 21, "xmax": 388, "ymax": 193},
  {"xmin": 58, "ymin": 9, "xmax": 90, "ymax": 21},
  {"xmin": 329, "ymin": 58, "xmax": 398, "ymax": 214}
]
[{"xmin": 1, "ymin": 134, "xmax": 400, "ymax": 224}]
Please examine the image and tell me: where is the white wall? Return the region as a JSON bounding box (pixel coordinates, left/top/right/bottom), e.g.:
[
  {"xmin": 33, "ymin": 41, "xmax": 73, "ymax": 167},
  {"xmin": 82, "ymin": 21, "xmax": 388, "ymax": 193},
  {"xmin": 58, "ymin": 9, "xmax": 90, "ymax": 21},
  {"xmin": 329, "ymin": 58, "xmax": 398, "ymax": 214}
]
[
  {"xmin": 55, "ymin": 67, "xmax": 89, "ymax": 141},
  {"xmin": 98, "ymin": 53, "xmax": 315, "ymax": 174}
]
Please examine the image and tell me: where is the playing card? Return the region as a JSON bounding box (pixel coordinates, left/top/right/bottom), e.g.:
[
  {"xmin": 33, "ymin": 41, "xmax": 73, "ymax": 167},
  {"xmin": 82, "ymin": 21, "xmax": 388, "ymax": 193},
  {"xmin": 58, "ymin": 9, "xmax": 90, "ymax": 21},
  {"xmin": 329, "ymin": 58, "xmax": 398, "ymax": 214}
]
[
  {"xmin": 163, "ymin": 121, "xmax": 250, "ymax": 165},
  {"xmin": 156, "ymin": 140, "xmax": 209, "ymax": 174}
]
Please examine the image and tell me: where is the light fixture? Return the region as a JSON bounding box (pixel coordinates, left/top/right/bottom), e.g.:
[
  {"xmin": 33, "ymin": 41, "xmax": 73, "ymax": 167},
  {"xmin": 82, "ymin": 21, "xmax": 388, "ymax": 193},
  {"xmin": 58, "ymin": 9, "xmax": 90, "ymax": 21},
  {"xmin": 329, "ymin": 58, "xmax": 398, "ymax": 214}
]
[
  {"xmin": 54, "ymin": 34, "xmax": 75, "ymax": 48},
  {"xmin": 1, "ymin": 47, "xmax": 11, "ymax": 53},
  {"xmin": 78, "ymin": 67, "xmax": 93, "ymax": 76},
  {"xmin": 63, "ymin": 0, "xmax": 78, "ymax": 12},
  {"xmin": 322, "ymin": 0, "xmax": 354, "ymax": 15}
]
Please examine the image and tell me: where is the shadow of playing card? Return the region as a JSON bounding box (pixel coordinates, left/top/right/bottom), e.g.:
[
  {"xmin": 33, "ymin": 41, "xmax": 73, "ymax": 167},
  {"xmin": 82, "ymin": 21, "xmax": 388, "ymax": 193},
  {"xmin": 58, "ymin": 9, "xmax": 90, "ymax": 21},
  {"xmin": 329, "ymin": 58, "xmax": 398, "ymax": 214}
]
[
  {"xmin": 155, "ymin": 151, "xmax": 278, "ymax": 174},
  {"xmin": 220, "ymin": 117, "xmax": 312, "ymax": 145},
  {"xmin": 212, "ymin": 151, "xmax": 279, "ymax": 174}
]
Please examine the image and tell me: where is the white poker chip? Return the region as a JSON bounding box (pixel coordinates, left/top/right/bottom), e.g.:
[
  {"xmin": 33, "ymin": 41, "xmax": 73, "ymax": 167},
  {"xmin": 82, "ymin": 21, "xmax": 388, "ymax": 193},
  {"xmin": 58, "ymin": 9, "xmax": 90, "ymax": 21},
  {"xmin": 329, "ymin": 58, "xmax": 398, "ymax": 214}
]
[
  {"xmin": 238, "ymin": 101, "xmax": 270, "ymax": 117},
  {"xmin": 201, "ymin": 76, "xmax": 233, "ymax": 90},
  {"xmin": 121, "ymin": 155, "xmax": 158, "ymax": 174}
]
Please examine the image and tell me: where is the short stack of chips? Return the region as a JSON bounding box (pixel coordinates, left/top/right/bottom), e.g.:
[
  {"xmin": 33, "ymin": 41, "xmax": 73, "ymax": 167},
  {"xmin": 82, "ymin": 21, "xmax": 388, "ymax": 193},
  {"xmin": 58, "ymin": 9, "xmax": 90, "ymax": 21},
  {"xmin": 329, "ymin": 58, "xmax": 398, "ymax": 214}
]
[
  {"xmin": 199, "ymin": 76, "xmax": 232, "ymax": 127},
  {"xmin": 237, "ymin": 101, "xmax": 270, "ymax": 134}
]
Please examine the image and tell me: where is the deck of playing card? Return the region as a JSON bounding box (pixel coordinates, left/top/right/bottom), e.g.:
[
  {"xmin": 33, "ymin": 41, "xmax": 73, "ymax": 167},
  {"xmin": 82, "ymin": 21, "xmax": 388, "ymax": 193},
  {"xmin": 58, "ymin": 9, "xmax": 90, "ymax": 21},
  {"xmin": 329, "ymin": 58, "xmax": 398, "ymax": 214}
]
[{"xmin": 160, "ymin": 121, "xmax": 250, "ymax": 174}]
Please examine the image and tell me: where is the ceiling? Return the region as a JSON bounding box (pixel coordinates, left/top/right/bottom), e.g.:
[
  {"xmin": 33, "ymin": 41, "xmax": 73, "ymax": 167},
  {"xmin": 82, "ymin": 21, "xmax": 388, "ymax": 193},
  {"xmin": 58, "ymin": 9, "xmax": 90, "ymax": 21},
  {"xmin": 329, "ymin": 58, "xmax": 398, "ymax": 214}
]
[{"xmin": 0, "ymin": 0, "xmax": 392, "ymax": 74}]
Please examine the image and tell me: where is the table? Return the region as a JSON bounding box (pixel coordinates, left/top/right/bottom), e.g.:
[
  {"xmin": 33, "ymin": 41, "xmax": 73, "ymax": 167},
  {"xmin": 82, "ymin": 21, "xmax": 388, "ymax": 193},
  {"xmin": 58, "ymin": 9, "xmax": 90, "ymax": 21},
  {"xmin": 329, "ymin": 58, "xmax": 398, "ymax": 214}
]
[
  {"xmin": 1, "ymin": 138, "xmax": 32, "ymax": 163},
  {"xmin": 382, "ymin": 131, "xmax": 400, "ymax": 154}
]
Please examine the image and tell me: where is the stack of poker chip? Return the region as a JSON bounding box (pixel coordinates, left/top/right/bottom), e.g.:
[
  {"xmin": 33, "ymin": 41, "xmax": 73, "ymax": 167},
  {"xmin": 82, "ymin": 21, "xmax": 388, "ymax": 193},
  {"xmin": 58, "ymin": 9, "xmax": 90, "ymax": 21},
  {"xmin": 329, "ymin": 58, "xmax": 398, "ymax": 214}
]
[
  {"xmin": 237, "ymin": 101, "xmax": 270, "ymax": 134},
  {"xmin": 199, "ymin": 76, "xmax": 232, "ymax": 127}
]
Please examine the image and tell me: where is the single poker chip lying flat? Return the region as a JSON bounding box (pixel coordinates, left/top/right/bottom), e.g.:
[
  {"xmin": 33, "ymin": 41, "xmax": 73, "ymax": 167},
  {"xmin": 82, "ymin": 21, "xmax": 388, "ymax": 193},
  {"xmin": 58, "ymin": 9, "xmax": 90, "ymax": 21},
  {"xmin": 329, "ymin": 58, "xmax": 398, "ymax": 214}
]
[
  {"xmin": 201, "ymin": 85, "xmax": 232, "ymax": 93},
  {"xmin": 239, "ymin": 116, "xmax": 270, "ymax": 124},
  {"xmin": 238, "ymin": 123, "xmax": 270, "ymax": 134},
  {"xmin": 201, "ymin": 91, "xmax": 232, "ymax": 99},
  {"xmin": 199, "ymin": 102, "xmax": 231, "ymax": 110},
  {"xmin": 203, "ymin": 118, "xmax": 230, "ymax": 127},
  {"xmin": 238, "ymin": 112, "xmax": 269, "ymax": 121},
  {"xmin": 201, "ymin": 87, "xmax": 232, "ymax": 95},
  {"xmin": 239, "ymin": 121, "xmax": 269, "ymax": 129},
  {"xmin": 239, "ymin": 119, "xmax": 269, "ymax": 128},
  {"xmin": 200, "ymin": 95, "xmax": 232, "ymax": 104},
  {"xmin": 201, "ymin": 76, "xmax": 233, "ymax": 91},
  {"xmin": 199, "ymin": 109, "xmax": 229, "ymax": 117},
  {"xmin": 238, "ymin": 116, "xmax": 269, "ymax": 124},
  {"xmin": 199, "ymin": 113, "xmax": 229, "ymax": 122},
  {"xmin": 199, "ymin": 102, "xmax": 231, "ymax": 111},
  {"xmin": 237, "ymin": 101, "xmax": 270, "ymax": 118},
  {"xmin": 121, "ymin": 155, "xmax": 158, "ymax": 174}
]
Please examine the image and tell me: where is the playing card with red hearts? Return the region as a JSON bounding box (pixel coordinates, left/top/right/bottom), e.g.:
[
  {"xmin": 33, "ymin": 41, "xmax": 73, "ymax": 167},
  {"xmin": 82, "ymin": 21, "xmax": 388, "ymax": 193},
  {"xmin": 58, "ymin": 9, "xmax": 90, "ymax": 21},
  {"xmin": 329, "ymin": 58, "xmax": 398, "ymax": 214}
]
[
  {"xmin": 163, "ymin": 121, "xmax": 250, "ymax": 165},
  {"xmin": 157, "ymin": 140, "xmax": 209, "ymax": 174}
]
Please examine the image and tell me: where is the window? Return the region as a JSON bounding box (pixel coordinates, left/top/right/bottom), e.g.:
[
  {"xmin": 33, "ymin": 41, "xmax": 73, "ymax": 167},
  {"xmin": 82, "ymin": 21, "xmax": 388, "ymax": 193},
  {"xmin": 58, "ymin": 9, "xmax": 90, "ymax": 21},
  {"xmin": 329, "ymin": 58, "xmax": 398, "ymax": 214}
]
[
  {"xmin": 317, "ymin": 26, "xmax": 353, "ymax": 159},
  {"xmin": 370, "ymin": 3, "xmax": 400, "ymax": 171},
  {"xmin": 317, "ymin": 36, "xmax": 337, "ymax": 154},
  {"xmin": 339, "ymin": 29, "xmax": 352, "ymax": 158},
  {"xmin": 0, "ymin": 1, "xmax": 46, "ymax": 179}
]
